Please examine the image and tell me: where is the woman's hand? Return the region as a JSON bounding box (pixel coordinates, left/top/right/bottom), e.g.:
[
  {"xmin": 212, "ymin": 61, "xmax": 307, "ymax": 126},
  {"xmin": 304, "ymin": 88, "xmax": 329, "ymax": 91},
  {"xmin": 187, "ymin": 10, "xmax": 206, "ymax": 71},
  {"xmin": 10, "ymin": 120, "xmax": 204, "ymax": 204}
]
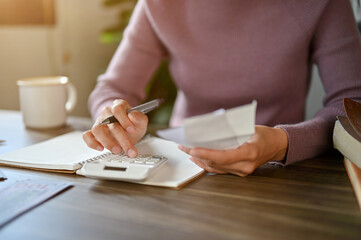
[
  {"xmin": 82, "ymin": 99, "xmax": 148, "ymax": 157},
  {"xmin": 178, "ymin": 125, "xmax": 288, "ymax": 177}
]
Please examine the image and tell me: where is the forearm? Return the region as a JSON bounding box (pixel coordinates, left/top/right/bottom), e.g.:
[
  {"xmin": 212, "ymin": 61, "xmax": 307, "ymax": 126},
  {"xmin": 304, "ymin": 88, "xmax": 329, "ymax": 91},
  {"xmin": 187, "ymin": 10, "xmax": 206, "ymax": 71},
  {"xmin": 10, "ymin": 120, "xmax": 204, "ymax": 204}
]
[
  {"xmin": 88, "ymin": 40, "xmax": 164, "ymax": 120},
  {"xmin": 276, "ymin": 116, "xmax": 334, "ymax": 165},
  {"xmin": 88, "ymin": 0, "xmax": 166, "ymax": 120}
]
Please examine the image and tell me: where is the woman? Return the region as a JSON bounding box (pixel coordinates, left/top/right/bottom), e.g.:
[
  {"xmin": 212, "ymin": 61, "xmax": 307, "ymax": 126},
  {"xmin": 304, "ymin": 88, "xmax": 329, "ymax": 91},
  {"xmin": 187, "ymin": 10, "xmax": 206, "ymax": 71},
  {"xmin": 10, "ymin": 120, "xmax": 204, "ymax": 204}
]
[{"xmin": 83, "ymin": 0, "xmax": 361, "ymax": 176}]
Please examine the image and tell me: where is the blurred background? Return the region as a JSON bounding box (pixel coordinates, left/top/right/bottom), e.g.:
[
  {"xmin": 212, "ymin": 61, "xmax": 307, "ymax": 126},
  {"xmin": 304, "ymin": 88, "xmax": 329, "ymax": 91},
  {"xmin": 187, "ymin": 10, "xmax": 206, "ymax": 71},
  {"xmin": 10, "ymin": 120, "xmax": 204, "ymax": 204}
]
[{"xmin": 0, "ymin": 0, "xmax": 360, "ymax": 124}]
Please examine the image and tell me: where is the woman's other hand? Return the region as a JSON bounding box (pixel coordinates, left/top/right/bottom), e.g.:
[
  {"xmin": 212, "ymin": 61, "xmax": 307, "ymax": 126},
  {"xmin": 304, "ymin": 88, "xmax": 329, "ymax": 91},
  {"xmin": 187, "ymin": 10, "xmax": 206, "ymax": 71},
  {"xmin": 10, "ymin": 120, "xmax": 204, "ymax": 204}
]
[{"xmin": 178, "ymin": 125, "xmax": 288, "ymax": 176}]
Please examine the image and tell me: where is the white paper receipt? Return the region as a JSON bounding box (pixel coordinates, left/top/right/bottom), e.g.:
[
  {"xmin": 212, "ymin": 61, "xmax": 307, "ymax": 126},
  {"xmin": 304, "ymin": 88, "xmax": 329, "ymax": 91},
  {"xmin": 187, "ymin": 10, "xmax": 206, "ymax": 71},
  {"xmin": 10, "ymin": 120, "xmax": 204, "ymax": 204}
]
[{"xmin": 157, "ymin": 101, "xmax": 257, "ymax": 150}]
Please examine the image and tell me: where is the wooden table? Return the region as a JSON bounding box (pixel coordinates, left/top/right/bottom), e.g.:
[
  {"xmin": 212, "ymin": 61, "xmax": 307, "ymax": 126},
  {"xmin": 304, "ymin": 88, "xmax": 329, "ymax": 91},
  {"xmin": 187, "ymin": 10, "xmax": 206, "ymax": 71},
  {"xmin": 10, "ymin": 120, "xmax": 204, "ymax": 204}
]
[{"xmin": 0, "ymin": 110, "xmax": 360, "ymax": 240}]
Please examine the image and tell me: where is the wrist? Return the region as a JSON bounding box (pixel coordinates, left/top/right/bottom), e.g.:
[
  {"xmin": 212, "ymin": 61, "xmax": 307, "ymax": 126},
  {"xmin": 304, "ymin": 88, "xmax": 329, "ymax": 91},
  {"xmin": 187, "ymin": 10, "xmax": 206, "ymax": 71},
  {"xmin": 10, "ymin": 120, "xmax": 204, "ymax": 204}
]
[{"xmin": 272, "ymin": 127, "xmax": 289, "ymax": 161}]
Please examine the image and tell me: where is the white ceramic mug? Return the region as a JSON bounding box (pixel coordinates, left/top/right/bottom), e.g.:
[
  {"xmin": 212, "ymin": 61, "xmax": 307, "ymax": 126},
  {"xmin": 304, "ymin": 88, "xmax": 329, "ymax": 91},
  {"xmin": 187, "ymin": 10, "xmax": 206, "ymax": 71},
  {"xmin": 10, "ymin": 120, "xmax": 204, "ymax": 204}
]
[{"xmin": 17, "ymin": 76, "xmax": 77, "ymax": 129}]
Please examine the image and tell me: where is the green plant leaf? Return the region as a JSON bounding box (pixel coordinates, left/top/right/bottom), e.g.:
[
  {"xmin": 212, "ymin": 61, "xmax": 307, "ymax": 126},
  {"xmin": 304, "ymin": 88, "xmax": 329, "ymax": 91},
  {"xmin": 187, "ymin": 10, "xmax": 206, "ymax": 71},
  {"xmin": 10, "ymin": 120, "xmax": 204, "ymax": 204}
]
[{"xmin": 100, "ymin": 32, "xmax": 123, "ymax": 44}]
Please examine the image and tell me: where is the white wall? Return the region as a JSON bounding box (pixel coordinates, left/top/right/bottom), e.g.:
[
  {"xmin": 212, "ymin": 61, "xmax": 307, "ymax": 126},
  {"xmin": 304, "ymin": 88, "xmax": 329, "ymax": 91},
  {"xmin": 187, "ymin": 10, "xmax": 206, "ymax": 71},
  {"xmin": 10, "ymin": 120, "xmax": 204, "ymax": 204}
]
[
  {"xmin": 0, "ymin": 0, "xmax": 120, "ymax": 117},
  {"xmin": 306, "ymin": 2, "xmax": 360, "ymax": 120},
  {"xmin": 305, "ymin": 66, "xmax": 325, "ymax": 120},
  {"xmin": 1, "ymin": 1, "xmax": 355, "ymax": 120},
  {"xmin": 351, "ymin": 0, "xmax": 361, "ymax": 22}
]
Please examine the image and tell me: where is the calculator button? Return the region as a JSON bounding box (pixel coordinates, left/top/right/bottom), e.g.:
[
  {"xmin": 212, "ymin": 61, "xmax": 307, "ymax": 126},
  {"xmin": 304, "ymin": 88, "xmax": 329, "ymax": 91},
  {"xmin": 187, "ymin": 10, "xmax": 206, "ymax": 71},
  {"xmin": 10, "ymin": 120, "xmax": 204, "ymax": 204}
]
[
  {"xmin": 135, "ymin": 160, "xmax": 145, "ymax": 164},
  {"xmin": 150, "ymin": 159, "xmax": 160, "ymax": 163}
]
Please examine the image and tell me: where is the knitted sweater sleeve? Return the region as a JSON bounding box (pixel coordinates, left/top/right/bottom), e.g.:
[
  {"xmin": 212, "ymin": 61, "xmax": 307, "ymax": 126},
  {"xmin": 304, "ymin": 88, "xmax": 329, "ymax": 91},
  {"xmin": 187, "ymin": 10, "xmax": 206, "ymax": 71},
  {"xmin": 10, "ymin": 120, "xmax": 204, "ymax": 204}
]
[
  {"xmin": 88, "ymin": 0, "xmax": 166, "ymax": 120},
  {"xmin": 278, "ymin": 0, "xmax": 361, "ymax": 165}
]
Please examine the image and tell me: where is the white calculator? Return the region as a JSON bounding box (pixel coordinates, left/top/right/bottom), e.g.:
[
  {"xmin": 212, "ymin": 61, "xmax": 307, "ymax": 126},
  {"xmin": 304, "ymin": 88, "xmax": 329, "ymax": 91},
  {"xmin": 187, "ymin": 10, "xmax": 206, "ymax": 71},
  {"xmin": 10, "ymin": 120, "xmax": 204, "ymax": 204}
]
[{"xmin": 81, "ymin": 153, "xmax": 167, "ymax": 182}]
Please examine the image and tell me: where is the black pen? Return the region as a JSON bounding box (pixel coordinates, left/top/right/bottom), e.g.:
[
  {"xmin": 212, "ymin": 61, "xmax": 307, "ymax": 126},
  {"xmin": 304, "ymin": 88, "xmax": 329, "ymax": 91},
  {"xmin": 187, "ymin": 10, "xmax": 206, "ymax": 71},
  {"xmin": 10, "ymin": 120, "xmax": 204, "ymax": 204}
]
[{"xmin": 100, "ymin": 99, "xmax": 163, "ymax": 125}]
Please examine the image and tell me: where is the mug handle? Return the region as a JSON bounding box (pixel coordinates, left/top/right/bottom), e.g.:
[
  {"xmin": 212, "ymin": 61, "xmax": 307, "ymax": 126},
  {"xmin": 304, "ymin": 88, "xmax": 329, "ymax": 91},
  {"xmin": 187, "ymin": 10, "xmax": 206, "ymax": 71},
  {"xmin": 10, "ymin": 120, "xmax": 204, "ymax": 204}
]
[{"xmin": 65, "ymin": 82, "xmax": 77, "ymax": 113}]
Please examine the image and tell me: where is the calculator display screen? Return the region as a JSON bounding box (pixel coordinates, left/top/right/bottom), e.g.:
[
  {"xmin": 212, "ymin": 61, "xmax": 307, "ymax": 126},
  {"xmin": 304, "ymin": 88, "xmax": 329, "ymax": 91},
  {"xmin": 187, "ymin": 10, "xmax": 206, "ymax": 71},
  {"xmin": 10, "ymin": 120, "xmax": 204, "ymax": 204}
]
[{"xmin": 104, "ymin": 166, "xmax": 127, "ymax": 171}]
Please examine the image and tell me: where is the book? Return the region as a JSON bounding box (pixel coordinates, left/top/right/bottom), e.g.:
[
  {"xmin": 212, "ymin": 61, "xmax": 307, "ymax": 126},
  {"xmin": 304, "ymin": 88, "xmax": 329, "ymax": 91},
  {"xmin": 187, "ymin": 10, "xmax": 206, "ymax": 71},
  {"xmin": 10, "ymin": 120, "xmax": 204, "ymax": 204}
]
[
  {"xmin": 333, "ymin": 98, "xmax": 361, "ymax": 211},
  {"xmin": 333, "ymin": 116, "xmax": 361, "ymax": 169},
  {"xmin": 0, "ymin": 131, "xmax": 204, "ymax": 189},
  {"xmin": 344, "ymin": 158, "xmax": 361, "ymax": 210}
]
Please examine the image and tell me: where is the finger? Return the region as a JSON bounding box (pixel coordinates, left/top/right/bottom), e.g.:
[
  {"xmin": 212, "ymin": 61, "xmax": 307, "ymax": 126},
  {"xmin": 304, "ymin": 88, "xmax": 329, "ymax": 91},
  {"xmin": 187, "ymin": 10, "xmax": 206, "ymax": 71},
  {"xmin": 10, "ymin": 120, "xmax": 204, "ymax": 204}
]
[
  {"xmin": 111, "ymin": 99, "xmax": 134, "ymax": 133},
  {"xmin": 82, "ymin": 130, "xmax": 104, "ymax": 151},
  {"xmin": 227, "ymin": 169, "xmax": 249, "ymax": 177},
  {"xmin": 190, "ymin": 157, "xmax": 226, "ymax": 174},
  {"xmin": 92, "ymin": 124, "xmax": 122, "ymax": 154},
  {"xmin": 128, "ymin": 111, "xmax": 148, "ymax": 131},
  {"xmin": 187, "ymin": 147, "xmax": 238, "ymax": 165},
  {"xmin": 94, "ymin": 106, "xmax": 112, "ymax": 125},
  {"xmin": 178, "ymin": 145, "xmax": 192, "ymax": 154},
  {"xmin": 179, "ymin": 146, "xmax": 222, "ymax": 168},
  {"xmin": 189, "ymin": 143, "xmax": 257, "ymax": 164},
  {"xmin": 108, "ymin": 123, "xmax": 137, "ymax": 157},
  {"xmin": 180, "ymin": 145, "xmax": 244, "ymax": 169}
]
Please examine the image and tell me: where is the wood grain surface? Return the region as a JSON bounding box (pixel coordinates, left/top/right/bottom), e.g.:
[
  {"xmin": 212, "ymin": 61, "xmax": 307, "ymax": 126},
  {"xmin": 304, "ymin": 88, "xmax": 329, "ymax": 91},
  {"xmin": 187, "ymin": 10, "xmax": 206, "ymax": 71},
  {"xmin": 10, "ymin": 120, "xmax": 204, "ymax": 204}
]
[{"xmin": 0, "ymin": 110, "xmax": 360, "ymax": 240}]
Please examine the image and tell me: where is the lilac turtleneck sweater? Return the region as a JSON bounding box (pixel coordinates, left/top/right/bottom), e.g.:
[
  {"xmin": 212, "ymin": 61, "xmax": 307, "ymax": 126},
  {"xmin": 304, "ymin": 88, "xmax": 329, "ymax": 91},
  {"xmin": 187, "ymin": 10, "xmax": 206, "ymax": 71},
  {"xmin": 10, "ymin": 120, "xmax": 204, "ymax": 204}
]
[{"xmin": 89, "ymin": 0, "xmax": 361, "ymax": 165}]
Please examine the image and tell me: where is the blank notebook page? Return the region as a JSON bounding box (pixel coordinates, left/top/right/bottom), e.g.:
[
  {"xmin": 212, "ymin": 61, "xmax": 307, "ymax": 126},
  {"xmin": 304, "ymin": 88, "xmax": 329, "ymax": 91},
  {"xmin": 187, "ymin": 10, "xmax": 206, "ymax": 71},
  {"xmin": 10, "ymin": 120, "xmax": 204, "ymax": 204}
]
[
  {"xmin": 0, "ymin": 131, "xmax": 205, "ymax": 188},
  {"xmin": 0, "ymin": 131, "xmax": 101, "ymax": 171}
]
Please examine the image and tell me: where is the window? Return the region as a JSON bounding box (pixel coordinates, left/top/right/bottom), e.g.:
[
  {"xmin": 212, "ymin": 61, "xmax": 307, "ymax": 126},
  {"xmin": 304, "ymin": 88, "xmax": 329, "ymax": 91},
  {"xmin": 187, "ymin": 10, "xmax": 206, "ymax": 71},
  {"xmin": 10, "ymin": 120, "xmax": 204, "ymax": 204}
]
[{"xmin": 0, "ymin": 0, "xmax": 55, "ymax": 25}]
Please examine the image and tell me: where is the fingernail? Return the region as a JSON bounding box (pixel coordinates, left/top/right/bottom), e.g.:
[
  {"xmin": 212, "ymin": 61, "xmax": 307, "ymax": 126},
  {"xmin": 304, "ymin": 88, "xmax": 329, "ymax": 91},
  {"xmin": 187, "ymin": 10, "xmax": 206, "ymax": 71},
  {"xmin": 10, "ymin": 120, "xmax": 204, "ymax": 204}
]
[
  {"xmin": 96, "ymin": 145, "xmax": 103, "ymax": 151},
  {"xmin": 126, "ymin": 126, "xmax": 134, "ymax": 133},
  {"xmin": 111, "ymin": 146, "xmax": 121, "ymax": 154},
  {"xmin": 178, "ymin": 145, "xmax": 185, "ymax": 151},
  {"xmin": 128, "ymin": 149, "xmax": 136, "ymax": 158}
]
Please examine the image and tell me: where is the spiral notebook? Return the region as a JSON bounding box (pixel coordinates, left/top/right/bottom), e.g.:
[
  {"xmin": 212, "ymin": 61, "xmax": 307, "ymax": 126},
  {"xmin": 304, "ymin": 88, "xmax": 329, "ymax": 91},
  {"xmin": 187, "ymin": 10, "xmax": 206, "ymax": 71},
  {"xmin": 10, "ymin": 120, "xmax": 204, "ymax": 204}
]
[{"xmin": 0, "ymin": 131, "xmax": 204, "ymax": 189}]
